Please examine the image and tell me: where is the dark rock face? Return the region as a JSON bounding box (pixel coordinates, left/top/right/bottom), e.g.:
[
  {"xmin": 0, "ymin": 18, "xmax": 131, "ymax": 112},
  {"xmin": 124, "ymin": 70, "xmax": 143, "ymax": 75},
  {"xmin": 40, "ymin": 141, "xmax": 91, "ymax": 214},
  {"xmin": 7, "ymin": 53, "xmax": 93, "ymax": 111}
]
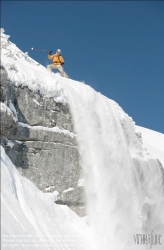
[{"xmin": 0, "ymin": 67, "xmax": 85, "ymax": 217}]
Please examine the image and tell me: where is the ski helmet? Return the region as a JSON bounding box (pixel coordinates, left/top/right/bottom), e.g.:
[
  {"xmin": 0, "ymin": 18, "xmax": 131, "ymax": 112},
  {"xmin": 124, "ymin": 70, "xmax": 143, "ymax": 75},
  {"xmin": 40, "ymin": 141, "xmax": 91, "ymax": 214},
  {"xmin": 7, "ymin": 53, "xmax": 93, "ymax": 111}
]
[{"xmin": 56, "ymin": 49, "xmax": 61, "ymax": 54}]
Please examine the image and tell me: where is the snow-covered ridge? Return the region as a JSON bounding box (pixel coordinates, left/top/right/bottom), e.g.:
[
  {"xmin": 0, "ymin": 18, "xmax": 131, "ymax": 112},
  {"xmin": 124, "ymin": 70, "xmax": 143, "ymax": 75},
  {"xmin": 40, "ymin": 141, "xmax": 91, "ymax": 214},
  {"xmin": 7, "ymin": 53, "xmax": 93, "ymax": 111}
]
[{"xmin": 1, "ymin": 28, "xmax": 67, "ymax": 103}]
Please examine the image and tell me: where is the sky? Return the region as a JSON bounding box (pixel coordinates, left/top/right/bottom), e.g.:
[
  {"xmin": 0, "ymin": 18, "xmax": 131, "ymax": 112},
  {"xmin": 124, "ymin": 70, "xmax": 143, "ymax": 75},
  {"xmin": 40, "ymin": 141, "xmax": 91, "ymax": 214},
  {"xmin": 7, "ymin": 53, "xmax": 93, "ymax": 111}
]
[{"xmin": 1, "ymin": 1, "xmax": 164, "ymax": 133}]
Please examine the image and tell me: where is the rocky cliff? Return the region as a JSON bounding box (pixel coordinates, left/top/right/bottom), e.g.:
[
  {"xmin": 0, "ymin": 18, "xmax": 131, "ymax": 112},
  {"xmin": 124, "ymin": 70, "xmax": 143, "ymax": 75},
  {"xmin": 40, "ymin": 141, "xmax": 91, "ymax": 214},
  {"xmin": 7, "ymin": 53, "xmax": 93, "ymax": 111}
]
[{"xmin": 0, "ymin": 66, "xmax": 85, "ymax": 216}]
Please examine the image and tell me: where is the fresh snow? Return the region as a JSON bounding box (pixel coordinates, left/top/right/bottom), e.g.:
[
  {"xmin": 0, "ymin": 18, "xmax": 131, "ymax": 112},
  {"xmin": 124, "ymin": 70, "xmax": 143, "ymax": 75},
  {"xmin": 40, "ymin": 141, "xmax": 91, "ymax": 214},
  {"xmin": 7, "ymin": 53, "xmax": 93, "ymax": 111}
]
[
  {"xmin": 1, "ymin": 102, "xmax": 14, "ymax": 117},
  {"xmin": 18, "ymin": 122, "xmax": 75, "ymax": 138},
  {"xmin": 32, "ymin": 98, "xmax": 40, "ymax": 106},
  {"xmin": 1, "ymin": 28, "xmax": 164, "ymax": 250},
  {"xmin": 1, "ymin": 28, "xmax": 67, "ymax": 104},
  {"xmin": 136, "ymin": 126, "xmax": 164, "ymax": 167},
  {"xmin": 1, "ymin": 146, "xmax": 93, "ymax": 250},
  {"xmin": 78, "ymin": 178, "xmax": 84, "ymax": 187},
  {"xmin": 60, "ymin": 77, "xmax": 164, "ymax": 250},
  {"xmin": 15, "ymin": 140, "xmax": 24, "ymax": 144},
  {"xmin": 63, "ymin": 188, "xmax": 74, "ymax": 193},
  {"xmin": 5, "ymin": 138, "xmax": 15, "ymax": 148},
  {"xmin": 45, "ymin": 191, "xmax": 60, "ymax": 202}
]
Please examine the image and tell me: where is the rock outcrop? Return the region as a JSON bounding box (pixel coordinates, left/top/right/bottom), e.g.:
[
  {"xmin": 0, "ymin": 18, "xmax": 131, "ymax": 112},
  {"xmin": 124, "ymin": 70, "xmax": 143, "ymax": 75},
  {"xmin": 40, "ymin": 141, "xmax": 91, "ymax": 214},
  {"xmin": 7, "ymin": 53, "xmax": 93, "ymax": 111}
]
[{"xmin": 0, "ymin": 66, "xmax": 85, "ymax": 216}]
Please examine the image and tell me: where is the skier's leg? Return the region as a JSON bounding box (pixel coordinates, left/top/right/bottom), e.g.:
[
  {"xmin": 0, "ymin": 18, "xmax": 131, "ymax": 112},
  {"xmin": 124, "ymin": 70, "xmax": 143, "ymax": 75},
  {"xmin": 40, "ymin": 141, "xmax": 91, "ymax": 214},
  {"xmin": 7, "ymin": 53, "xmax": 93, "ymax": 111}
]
[
  {"xmin": 56, "ymin": 65, "xmax": 64, "ymax": 75},
  {"xmin": 57, "ymin": 65, "xmax": 69, "ymax": 78},
  {"xmin": 63, "ymin": 71, "xmax": 69, "ymax": 78},
  {"xmin": 47, "ymin": 64, "xmax": 55, "ymax": 72}
]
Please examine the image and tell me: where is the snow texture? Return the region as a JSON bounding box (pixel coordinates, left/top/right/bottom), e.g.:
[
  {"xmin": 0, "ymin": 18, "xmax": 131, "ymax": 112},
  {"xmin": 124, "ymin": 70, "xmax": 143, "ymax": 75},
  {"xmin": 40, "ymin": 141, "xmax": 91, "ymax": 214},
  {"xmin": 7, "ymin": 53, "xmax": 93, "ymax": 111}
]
[
  {"xmin": 60, "ymin": 78, "xmax": 164, "ymax": 250},
  {"xmin": 1, "ymin": 146, "xmax": 93, "ymax": 250},
  {"xmin": 136, "ymin": 126, "xmax": 164, "ymax": 167},
  {"xmin": 18, "ymin": 122, "xmax": 75, "ymax": 138},
  {"xmin": 1, "ymin": 28, "xmax": 164, "ymax": 250},
  {"xmin": 1, "ymin": 28, "xmax": 67, "ymax": 104}
]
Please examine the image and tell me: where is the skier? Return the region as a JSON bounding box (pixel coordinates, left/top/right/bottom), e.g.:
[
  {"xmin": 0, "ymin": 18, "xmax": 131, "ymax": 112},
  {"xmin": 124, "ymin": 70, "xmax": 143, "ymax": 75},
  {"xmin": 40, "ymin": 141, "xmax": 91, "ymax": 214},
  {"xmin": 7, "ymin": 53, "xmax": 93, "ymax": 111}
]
[{"xmin": 47, "ymin": 49, "xmax": 68, "ymax": 78}]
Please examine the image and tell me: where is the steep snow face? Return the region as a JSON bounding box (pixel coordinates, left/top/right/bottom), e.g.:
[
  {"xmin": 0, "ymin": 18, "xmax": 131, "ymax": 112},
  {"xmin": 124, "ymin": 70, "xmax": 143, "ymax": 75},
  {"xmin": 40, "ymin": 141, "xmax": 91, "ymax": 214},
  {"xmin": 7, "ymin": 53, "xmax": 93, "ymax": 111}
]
[
  {"xmin": 1, "ymin": 146, "xmax": 93, "ymax": 250},
  {"xmin": 60, "ymin": 79, "xmax": 164, "ymax": 250}
]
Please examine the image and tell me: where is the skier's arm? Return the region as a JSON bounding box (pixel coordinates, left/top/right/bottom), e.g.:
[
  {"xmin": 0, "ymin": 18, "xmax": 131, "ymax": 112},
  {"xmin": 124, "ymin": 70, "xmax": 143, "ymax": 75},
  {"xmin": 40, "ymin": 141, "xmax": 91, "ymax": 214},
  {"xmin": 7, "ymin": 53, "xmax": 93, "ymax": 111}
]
[{"xmin": 48, "ymin": 54, "xmax": 55, "ymax": 60}]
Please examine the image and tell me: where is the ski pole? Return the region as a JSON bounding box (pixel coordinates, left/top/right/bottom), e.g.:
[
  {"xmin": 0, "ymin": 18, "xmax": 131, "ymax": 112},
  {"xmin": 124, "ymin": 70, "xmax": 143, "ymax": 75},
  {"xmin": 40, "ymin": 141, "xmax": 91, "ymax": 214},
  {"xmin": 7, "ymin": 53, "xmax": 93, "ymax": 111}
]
[{"xmin": 31, "ymin": 47, "xmax": 49, "ymax": 52}]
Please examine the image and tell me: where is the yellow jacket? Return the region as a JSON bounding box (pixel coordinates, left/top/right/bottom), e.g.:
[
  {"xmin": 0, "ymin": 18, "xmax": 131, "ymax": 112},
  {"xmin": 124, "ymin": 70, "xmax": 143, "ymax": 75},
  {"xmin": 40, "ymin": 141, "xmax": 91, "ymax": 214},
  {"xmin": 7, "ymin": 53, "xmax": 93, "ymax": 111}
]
[{"xmin": 48, "ymin": 53, "xmax": 64, "ymax": 65}]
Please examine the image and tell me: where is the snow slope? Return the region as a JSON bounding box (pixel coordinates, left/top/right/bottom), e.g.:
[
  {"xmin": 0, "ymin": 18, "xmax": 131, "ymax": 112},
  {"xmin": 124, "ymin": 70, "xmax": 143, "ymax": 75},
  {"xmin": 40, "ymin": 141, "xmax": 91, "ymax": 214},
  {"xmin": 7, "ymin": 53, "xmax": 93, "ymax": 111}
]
[
  {"xmin": 136, "ymin": 126, "xmax": 164, "ymax": 167},
  {"xmin": 1, "ymin": 146, "xmax": 93, "ymax": 250},
  {"xmin": 1, "ymin": 28, "xmax": 164, "ymax": 250},
  {"xmin": 0, "ymin": 28, "xmax": 67, "ymax": 103}
]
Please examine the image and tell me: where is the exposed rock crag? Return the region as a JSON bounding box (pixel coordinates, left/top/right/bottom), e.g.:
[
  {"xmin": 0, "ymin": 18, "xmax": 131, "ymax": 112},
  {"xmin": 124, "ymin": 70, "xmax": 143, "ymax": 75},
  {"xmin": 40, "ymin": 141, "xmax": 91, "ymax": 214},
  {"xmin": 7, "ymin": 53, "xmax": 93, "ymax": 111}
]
[{"xmin": 0, "ymin": 67, "xmax": 85, "ymax": 216}]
